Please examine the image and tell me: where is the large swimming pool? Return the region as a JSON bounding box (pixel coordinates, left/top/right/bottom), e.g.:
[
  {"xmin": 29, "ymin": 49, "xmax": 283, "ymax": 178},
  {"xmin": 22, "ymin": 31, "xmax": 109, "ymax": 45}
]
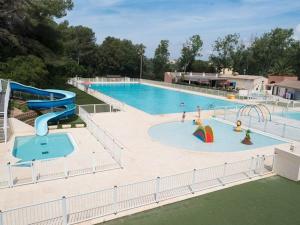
[
  {"xmin": 148, "ymin": 119, "xmax": 284, "ymax": 152},
  {"xmin": 13, "ymin": 133, "xmax": 75, "ymax": 161},
  {"xmin": 91, "ymin": 83, "xmax": 240, "ymax": 114}
]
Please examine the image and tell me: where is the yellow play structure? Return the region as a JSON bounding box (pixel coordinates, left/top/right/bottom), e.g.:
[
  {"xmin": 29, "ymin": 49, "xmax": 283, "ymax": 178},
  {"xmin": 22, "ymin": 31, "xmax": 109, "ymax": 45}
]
[
  {"xmin": 234, "ymin": 120, "xmax": 242, "ymax": 132},
  {"xmin": 193, "ymin": 119, "xmax": 202, "ymax": 125}
]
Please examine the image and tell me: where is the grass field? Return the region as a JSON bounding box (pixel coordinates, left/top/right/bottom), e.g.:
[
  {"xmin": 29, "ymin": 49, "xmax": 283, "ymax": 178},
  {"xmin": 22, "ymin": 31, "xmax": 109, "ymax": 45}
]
[
  {"xmin": 101, "ymin": 176, "xmax": 300, "ymax": 225},
  {"xmin": 64, "ymin": 84, "xmax": 104, "ymax": 105}
]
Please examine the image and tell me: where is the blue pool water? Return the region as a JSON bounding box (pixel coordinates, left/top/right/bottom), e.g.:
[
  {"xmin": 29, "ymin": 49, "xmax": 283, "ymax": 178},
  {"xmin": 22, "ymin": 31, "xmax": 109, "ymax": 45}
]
[
  {"xmin": 148, "ymin": 119, "xmax": 284, "ymax": 152},
  {"xmin": 275, "ymin": 111, "xmax": 300, "ymax": 121},
  {"xmin": 91, "ymin": 83, "xmax": 241, "ymax": 114},
  {"xmin": 13, "ymin": 133, "xmax": 74, "ymax": 161}
]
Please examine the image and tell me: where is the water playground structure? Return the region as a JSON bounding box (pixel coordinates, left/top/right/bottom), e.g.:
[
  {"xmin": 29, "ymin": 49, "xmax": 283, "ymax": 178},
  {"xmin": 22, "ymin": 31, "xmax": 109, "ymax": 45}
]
[
  {"xmin": 237, "ymin": 104, "xmax": 271, "ymax": 122},
  {"xmin": 193, "ymin": 125, "xmax": 214, "ymax": 143},
  {"xmin": 10, "ymin": 82, "xmax": 76, "ymax": 136}
]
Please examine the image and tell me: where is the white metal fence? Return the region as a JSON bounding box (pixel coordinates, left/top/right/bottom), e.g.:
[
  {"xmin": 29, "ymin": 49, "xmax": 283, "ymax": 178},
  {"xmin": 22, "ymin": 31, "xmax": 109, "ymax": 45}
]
[
  {"xmin": 0, "ymin": 79, "xmax": 10, "ymax": 143},
  {"xmin": 214, "ymin": 107, "xmax": 300, "ymax": 142},
  {"xmin": 68, "ymin": 79, "xmax": 125, "ymax": 111},
  {"xmin": 73, "ymin": 76, "xmax": 139, "ymax": 83},
  {"xmin": 260, "ymin": 98, "xmax": 300, "ymax": 109},
  {"xmin": 0, "ymin": 151, "xmax": 120, "ymax": 190},
  {"xmin": 78, "ymin": 106, "xmax": 122, "ymax": 167},
  {"xmin": 77, "ymin": 104, "xmax": 120, "ymax": 114},
  {"xmin": 0, "ymin": 155, "xmax": 275, "ymax": 225}
]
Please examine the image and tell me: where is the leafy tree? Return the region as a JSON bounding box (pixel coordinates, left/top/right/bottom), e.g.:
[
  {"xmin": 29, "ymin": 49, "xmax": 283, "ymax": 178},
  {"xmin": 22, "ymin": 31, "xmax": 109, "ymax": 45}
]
[
  {"xmin": 1, "ymin": 55, "xmax": 48, "ymax": 87},
  {"xmin": 248, "ymin": 28, "xmax": 295, "ymax": 75},
  {"xmin": 60, "ymin": 23, "xmax": 97, "ymax": 67},
  {"xmin": 142, "ymin": 58, "xmax": 155, "ymax": 79},
  {"xmin": 0, "ymin": 0, "xmax": 73, "ymax": 60},
  {"xmin": 191, "ymin": 60, "xmax": 216, "ymax": 73},
  {"xmin": 153, "ymin": 40, "xmax": 170, "ymax": 80},
  {"xmin": 28, "ymin": 0, "xmax": 73, "ymax": 18},
  {"xmin": 210, "ymin": 33, "xmax": 240, "ymax": 73},
  {"xmin": 286, "ymin": 41, "xmax": 300, "ymax": 77},
  {"xmin": 96, "ymin": 37, "xmax": 145, "ymax": 77},
  {"xmin": 178, "ymin": 35, "xmax": 203, "ymax": 72},
  {"xmin": 232, "ymin": 43, "xmax": 250, "ymax": 75},
  {"xmin": 268, "ymin": 60, "xmax": 295, "ymax": 75}
]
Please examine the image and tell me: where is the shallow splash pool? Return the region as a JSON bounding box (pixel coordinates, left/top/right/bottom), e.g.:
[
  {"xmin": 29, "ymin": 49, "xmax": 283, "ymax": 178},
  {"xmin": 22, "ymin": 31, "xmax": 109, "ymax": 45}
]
[
  {"xmin": 13, "ymin": 133, "xmax": 75, "ymax": 161},
  {"xmin": 148, "ymin": 119, "xmax": 284, "ymax": 152}
]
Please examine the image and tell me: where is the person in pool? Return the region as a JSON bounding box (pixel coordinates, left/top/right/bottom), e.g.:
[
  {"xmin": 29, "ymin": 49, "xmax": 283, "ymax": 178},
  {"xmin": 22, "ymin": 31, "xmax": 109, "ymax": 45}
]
[
  {"xmin": 197, "ymin": 106, "xmax": 201, "ymax": 118},
  {"xmin": 182, "ymin": 111, "xmax": 186, "ymax": 122}
]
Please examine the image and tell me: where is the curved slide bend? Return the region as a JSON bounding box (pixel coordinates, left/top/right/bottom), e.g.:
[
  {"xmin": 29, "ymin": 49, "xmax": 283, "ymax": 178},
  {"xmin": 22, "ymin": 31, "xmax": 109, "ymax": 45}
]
[{"xmin": 10, "ymin": 82, "xmax": 76, "ymax": 136}]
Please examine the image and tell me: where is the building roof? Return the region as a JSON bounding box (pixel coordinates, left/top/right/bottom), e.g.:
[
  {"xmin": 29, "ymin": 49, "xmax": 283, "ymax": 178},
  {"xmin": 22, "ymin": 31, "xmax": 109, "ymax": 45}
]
[
  {"xmin": 183, "ymin": 74, "xmax": 227, "ymax": 81},
  {"xmin": 169, "ymin": 72, "xmax": 266, "ymax": 81},
  {"xmin": 268, "ymin": 74, "xmax": 297, "ymax": 77},
  {"xmin": 220, "ymin": 75, "xmax": 265, "ymax": 80},
  {"xmin": 274, "ymin": 80, "xmax": 300, "ymax": 90}
]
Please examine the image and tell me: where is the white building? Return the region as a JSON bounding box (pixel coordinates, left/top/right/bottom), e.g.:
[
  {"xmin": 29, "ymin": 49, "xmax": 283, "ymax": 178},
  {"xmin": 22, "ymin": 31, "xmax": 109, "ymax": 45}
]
[
  {"xmin": 272, "ymin": 80, "xmax": 300, "ymax": 100},
  {"xmin": 220, "ymin": 74, "xmax": 268, "ymax": 91}
]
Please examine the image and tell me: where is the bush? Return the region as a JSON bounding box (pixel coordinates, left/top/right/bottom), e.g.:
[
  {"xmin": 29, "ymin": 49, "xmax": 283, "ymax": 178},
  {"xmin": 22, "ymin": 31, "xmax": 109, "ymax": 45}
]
[{"xmin": 1, "ymin": 55, "xmax": 48, "ymax": 87}]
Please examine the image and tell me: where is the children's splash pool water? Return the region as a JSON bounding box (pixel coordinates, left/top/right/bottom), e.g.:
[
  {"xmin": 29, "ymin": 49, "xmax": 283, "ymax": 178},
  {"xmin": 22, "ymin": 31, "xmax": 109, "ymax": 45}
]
[
  {"xmin": 13, "ymin": 133, "xmax": 75, "ymax": 161},
  {"xmin": 148, "ymin": 119, "xmax": 284, "ymax": 152}
]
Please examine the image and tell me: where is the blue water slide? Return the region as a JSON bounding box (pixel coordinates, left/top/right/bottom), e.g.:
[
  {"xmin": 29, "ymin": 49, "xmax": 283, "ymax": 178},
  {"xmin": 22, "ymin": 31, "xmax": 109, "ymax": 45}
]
[{"xmin": 10, "ymin": 82, "xmax": 76, "ymax": 136}]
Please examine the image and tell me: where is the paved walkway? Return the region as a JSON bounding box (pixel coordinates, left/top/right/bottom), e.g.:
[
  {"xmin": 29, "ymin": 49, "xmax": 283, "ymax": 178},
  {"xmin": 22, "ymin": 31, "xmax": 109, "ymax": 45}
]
[{"xmin": 0, "ymin": 85, "xmax": 294, "ymax": 224}]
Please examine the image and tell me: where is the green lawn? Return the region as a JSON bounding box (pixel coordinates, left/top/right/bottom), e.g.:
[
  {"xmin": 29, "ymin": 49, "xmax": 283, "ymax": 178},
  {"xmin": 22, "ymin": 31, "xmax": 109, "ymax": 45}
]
[
  {"xmin": 101, "ymin": 176, "xmax": 300, "ymax": 225},
  {"xmin": 64, "ymin": 84, "xmax": 104, "ymax": 105}
]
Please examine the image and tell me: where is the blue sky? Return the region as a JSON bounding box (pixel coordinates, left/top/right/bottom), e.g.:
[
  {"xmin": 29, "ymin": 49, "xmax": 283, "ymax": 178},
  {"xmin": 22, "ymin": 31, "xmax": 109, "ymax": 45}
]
[{"xmin": 61, "ymin": 0, "xmax": 300, "ymax": 59}]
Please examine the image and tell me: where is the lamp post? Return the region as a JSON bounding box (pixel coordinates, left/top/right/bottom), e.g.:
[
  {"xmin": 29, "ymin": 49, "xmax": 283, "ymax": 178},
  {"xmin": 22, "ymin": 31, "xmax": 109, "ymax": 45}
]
[
  {"xmin": 138, "ymin": 47, "xmax": 144, "ymax": 81},
  {"xmin": 140, "ymin": 53, "xmax": 143, "ymax": 80}
]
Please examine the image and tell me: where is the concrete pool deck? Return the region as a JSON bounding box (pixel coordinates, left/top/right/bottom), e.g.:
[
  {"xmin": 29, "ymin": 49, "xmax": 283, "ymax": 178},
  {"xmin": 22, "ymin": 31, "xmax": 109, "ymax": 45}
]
[{"xmin": 0, "ymin": 83, "xmax": 298, "ymax": 224}]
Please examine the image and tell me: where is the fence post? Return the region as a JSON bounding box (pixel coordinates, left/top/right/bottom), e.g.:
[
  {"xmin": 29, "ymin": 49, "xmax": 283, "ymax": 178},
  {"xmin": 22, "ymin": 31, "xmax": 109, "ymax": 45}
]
[
  {"xmin": 271, "ymin": 154, "xmax": 276, "ymax": 172},
  {"xmin": 249, "ymin": 157, "xmax": 254, "ymax": 178},
  {"xmin": 64, "ymin": 156, "xmax": 68, "ymax": 178},
  {"xmin": 94, "ymin": 104, "xmax": 96, "ymax": 113},
  {"xmin": 92, "ymin": 152, "xmax": 96, "ymax": 173},
  {"xmin": 31, "ymin": 160, "xmax": 36, "ymax": 183},
  {"xmin": 7, "ymin": 162, "xmax": 12, "ymax": 188},
  {"xmin": 113, "ymin": 186, "xmax": 118, "ymax": 214},
  {"xmin": 223, "ymin": 162, "xmax": 227, "ymax": 179},
  {"xmin": 155, "ymin": 177, "xmax": 160, "ymax": 203},
  {"xmin": 61, "ymin": 196, "xmax": 68, "ymax": 225},
  {"xmin": 191, "ymin": 169, "xmax": 196, "ymax": 194},
  {"xmin": 0, "ymin": 210, "xmax": 3, "ymax": 225},
  {"xmin": 282, "ymin": 124, "xmax": 286, "ymax": 137},
  {"xmin": 259, "ymin": 156, "xmax": 265, "ymax": 176}
]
